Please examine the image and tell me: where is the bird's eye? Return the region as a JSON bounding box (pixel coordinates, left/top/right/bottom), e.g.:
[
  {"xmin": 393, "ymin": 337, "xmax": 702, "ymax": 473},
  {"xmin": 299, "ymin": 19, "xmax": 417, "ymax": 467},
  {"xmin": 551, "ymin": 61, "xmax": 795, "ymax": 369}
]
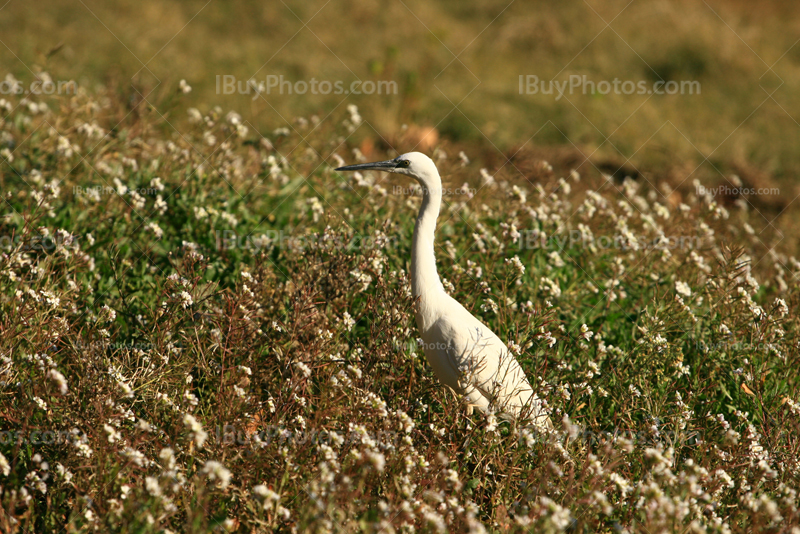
[{"xmin": 398, "ymin": 160, "xmax": 410, "ymax": 168}]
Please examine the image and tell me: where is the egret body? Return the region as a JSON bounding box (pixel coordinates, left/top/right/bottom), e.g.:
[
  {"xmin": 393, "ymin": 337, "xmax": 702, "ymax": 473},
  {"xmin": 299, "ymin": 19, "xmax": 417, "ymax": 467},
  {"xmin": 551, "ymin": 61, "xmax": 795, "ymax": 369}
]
[{"xmin": 336, "ymin": 152, "xmax": 551, "ymax": 429}]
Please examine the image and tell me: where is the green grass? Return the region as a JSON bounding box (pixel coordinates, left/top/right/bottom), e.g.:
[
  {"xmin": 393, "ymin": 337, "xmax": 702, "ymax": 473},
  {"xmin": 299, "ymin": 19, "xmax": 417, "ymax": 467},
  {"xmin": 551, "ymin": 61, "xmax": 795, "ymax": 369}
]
[
  {"xmin": 0, "ymin": 84, "xmax": 798, "ymax": 532},
  {"xmin": 3, "ymin": 0, "xmax": 800, "ymax": 188}
]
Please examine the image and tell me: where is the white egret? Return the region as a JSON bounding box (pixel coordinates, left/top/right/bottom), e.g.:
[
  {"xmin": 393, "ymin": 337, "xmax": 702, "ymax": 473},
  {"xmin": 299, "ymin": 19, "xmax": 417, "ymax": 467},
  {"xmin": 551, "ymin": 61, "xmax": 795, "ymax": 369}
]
[{"xmin": 336, "ymin": 152, "xmax": 552, "ymax": 429}]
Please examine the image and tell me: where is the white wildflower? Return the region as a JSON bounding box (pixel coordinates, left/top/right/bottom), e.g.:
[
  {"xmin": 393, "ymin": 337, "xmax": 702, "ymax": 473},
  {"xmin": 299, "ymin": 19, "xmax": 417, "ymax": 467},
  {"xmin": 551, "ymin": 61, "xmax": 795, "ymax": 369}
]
[
  {"xmin": 201, "ymin": 460, "xmax": 232, "ymax": 490},
  {"xmin": 182, "ymin": 414, "xmax": 208, "ymax": 448},
  {"xmin": 675, "ymin": 280, "xmax": 692, "ymax": 297},
  {"xmin": 47, "ymin": 369, "xmax": 68, "ymax": 395}
]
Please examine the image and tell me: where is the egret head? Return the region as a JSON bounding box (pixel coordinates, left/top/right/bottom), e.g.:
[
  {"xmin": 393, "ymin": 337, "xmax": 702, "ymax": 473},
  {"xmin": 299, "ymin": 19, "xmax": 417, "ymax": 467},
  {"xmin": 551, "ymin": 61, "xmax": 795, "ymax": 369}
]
[{"xmin": 335, "ymin": 152, "xmax": 441, "ymax": 191}]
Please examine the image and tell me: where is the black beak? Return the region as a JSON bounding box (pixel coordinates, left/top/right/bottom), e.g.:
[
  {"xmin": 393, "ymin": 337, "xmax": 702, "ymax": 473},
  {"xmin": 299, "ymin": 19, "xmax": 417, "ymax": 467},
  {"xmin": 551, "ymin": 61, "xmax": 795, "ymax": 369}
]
[{"xmin": 335, "ymin": 159, "xmax": 399, "ymax": 172}]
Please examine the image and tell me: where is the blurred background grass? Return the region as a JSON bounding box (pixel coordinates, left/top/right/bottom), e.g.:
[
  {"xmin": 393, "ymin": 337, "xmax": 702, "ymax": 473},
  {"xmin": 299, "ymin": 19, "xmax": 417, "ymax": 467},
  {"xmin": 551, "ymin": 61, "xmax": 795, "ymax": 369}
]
[{"xmin": 3, "ymin": 0, "xmax": 800, "ymax": 190}]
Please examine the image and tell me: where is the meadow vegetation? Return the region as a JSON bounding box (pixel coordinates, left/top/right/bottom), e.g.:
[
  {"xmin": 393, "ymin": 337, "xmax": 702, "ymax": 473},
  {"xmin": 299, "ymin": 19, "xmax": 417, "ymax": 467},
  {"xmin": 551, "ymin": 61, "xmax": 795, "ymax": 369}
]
[
  {"xmin": 4, "ymin": 0, "xmax": 800, "ymax": 184},
  {"xmin": 0, "ymin": 79, "xmax": 798, "ymax": 533}
]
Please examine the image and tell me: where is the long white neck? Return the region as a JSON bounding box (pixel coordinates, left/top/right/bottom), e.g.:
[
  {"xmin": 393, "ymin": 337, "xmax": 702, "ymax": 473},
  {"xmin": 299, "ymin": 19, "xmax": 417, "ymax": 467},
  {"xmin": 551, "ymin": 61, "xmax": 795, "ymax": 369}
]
[{"xmin": 411, "ymin": 184, "xmax": 444, "ymax": 309}]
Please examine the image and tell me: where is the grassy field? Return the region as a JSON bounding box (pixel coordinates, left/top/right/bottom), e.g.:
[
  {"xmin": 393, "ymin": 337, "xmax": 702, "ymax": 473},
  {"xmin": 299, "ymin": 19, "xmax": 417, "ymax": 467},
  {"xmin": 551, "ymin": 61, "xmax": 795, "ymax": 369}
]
[
  {"xmin": 1, "ymin": 1, "xmax": 800, "ymax": 532},
  {"xmin": 4, "ymin": 0, "xmax": 800, "ymax": 185},
  {"xmin": 0, "ymin": 83, "xmax": 798, "ymax": 532}
]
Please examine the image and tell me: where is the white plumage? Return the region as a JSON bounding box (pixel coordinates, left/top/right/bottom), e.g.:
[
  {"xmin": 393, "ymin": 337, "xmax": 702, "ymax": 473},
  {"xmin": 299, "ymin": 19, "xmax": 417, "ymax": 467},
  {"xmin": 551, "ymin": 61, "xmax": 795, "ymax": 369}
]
[{"xmin": 336, "ymin": 152, "xmax": 551, "ymax": 429}]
